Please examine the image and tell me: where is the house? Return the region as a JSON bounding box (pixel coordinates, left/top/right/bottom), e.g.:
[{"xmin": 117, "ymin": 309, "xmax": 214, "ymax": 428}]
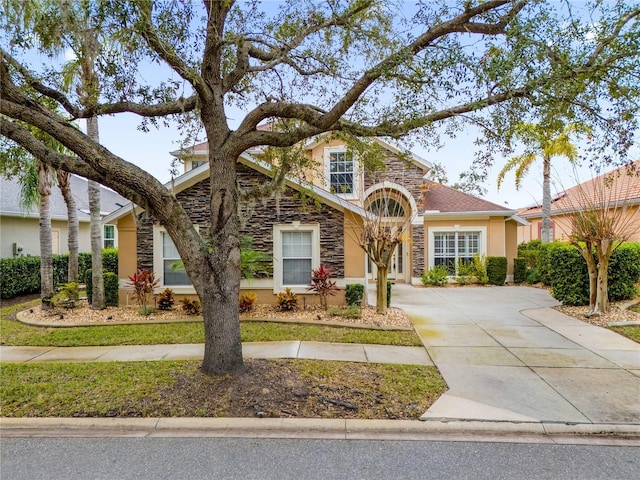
[
  {"xmin": 517, "ymin": 160, "xmax": 640, "ymax": 243},
  {"xmin": 104, "ymin": 134, "xmax": 526, "ymax": 306},
  {"xmin": 0, "ymin": 174, "xmax": 128, "ymax": 259}
]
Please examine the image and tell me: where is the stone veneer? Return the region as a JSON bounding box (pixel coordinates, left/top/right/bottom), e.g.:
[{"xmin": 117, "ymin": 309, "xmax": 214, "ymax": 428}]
[
  {"xmin": 364, "ymin": 155, "xmax": 427, "ymax": 205},
  {"xmin": 412, "ymin": 225, "xmax": 425, "ymax": 278},
  {"xmin": 136, "ymin": 162, "xmax": 345, "ymax": 276}
]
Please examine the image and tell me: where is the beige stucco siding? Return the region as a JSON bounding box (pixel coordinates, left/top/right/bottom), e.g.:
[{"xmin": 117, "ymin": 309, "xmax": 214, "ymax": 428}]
[
  {"xmin": 505, "ymin": 220, "xmax": 517, "ymax": 276},
  {"xmin": 0, "ymin": 216, "xmax": 92, "ymax": 258},
  {"xmin": 343, "ymin": 215, "xmax": 365, "ymax": 278}
]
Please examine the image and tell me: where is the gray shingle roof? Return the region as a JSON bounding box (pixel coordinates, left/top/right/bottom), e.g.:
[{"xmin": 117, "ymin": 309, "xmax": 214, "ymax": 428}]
[{"xmin": 1, "ymin": 174, "xmax": 128, "ymax": 221}]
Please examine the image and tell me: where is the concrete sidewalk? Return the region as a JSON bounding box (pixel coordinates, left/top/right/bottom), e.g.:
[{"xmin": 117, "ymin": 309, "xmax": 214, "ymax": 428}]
[
  {"xmin": 391, "ymin": 284, "xmax": 640, "ymax": 425},
  {"xmin": 0, "ymin": 341, "xmax": 432, "ymax": 366}
]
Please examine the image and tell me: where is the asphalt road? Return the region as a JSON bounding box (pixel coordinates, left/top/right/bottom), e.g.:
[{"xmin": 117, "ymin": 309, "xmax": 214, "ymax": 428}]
[{"xmin": 2, "ymin": 438, "xmax": 639, "ymax": 479}]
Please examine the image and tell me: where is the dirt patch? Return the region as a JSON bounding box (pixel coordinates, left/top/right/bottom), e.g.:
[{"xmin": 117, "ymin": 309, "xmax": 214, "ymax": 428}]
[{"xmin": 148, "ymin": 359, "xmax": 438, "ymax": 420}]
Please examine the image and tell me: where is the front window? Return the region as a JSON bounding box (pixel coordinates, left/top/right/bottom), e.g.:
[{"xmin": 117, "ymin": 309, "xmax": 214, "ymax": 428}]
[
  {"xmin": 433, "ymin": 231, "xmax": 480, "ymax": 275},
  {"xmin": 282, "ymin": 231, "xmax": 313, "ymax": 285},
  {"xmin": 162, "ymin": 232, "xmax": 190, "ymax": 286},
  {"xmin": 103, "ymin": 225, "xmax": 115, "ymax": 248},
  {"xmin": 329, "ymin": 150, "xmax": 355, "ymax": 195},
  {"xmin": 273, "ymin": 224, "xmax": 320, "ymax": 292}
]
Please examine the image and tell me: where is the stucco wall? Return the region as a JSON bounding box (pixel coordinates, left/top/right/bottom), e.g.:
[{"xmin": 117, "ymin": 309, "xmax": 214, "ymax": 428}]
[{"xmin": 0, "ymin": 216, "xmax": 92, "ymax": 258}]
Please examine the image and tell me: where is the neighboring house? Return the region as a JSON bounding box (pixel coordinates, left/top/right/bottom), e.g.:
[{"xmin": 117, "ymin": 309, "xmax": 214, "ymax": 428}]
[
  {"xmin": 517, "ymin": 160, "xmax": 640, "ymax": 243},
  {"xmin": 104, "ymin": 134, "xmax": 526, "ymax": 305},
  {"xmin": 0, "ymin": 174, "xmax": 128, "ymax": 259}
]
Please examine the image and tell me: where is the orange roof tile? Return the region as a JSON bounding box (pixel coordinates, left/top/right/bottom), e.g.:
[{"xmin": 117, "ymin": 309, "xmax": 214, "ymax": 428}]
[{"xmin": 422, "ymin": 180, "xmax": 511, "ymax": 213}]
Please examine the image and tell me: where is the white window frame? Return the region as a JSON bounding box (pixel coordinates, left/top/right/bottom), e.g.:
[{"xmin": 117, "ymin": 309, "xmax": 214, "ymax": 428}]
[
  {"xmin": 428, "ymin": 226, "xmax": 487, "ymax": 275},
  {"xmin": 273, "ymin": 223, "xmax": 320, "ymax": 293},
  {"xmin": 103, "ymin": 224, "xmax": 116, "ymax": 249},
  {"xmin": 153, "ymin": 225, "xmax": 197, "ymax": 294},
  {"xmin": 324, "ymin": 147, "xmax": 361, "ymax": 200}
]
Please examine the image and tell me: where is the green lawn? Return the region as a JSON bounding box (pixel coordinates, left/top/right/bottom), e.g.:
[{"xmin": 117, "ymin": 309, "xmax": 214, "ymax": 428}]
[
  {"xmin": 1, "ymin": 301, "xmax": 421, "ymax": 347},
  {"xmin": 609, "ymin": 325, "xmax": 640, "ymax": 343}
]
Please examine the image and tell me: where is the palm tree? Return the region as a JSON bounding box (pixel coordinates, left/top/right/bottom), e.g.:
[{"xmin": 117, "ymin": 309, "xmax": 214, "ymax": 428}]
[
  {"xmin": 56, "ymin": 169, "xmax": 79, "ymax": 283},
  {"xmin": 497, "ymin": 123, "xmax": 584, "ymax": 243}
]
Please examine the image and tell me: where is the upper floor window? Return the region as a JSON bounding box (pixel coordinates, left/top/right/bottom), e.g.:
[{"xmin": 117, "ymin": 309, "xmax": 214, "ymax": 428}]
[
  {"xmin": 103, "ymin": 224, "xmax": 115, "ymax": 248},
  {"xmin": 366, "ymin": 198, "xmax": 405, "ymax": 217},
  {"xmin": 325, "ymin": 148, "xmax": 359, "ymax": 198},
  {"xmin": 190, "ymin": 160, "xmax": 208, "ymax": 170}
]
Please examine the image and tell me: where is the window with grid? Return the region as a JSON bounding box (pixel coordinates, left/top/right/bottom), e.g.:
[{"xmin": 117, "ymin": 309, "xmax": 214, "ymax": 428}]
[
  {"xmin": 281, "ymin": 231, "xmax": 313, "ymax": 285},
  {"xmin": 162, "ymin": 232, "xmax": 191, "ymax": 286},
  {"xmin": 103, "ymin": 225, "xmax": 115, "ymax": 249},
  {"xmin": 329, "ymin": 151, "xmax": 354, "ymax": 194},
  {"xmin": 433, "ymin": 231, "xmax": 480, "ymax": 275}
]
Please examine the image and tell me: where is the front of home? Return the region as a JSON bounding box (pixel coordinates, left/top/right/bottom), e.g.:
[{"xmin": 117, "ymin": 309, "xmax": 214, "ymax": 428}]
[{"xmin": 105, "ymin": 134, "xmax": 526, "ymax": 306}]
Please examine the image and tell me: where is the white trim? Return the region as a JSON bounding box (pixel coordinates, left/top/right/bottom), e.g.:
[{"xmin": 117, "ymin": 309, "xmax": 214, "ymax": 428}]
[
  {"xmin": 103, "ymin": 224, "xmax": 117, "ymax": 249},
  {"xmin": 153, "ymin": 225, "xmax": 199, "ymax": 290},
  {"xmin": 324, "ymin": 146, "xmax": 362, "ymax": 200},
  {"xmin": 427, "ymin": 226, "xmax": 487, "ymax": 272},
  {"xmin": 363, "ymin": 181, "xmax": 419, "ymax": 219},
  {"xmin": 273, "ymin": 223, "xmax": 320, "ymax": 294}
]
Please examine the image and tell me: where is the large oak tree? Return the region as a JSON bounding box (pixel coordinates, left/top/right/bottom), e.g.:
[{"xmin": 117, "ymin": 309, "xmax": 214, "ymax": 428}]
[{"xmin": 1, "ymin": 0, "xmax": 639, "ymax": 374}]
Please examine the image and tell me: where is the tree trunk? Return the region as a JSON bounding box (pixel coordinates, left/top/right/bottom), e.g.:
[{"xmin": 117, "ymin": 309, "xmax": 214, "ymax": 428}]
[
  {"xmin": 57, "ymin": 170, "xmax": 79, "ymax": 283},
  {"xmin": 541, "ymin": 155, "xmax": 552, "ymax": 243},
  {"xmin": 592, "ymin": 240, "xmax": 612, "ymax": 315},
  {"xmin": 87, "ymin": 116, "xmax": 104, "ymax": 309},
  {"xmin": 376, "ymin": 266, "xmax": 388, "ymax": 315},
  {"xmin": 38, "ymin": 162, "xmax": 54, "ymax": 308},
  {"xmin": 576, "ymin": 241, "xmax": 597, "ymax": 311},
  {"xmin": 199, "ymin": 148, "xmax": 244, "ymax": 375}
]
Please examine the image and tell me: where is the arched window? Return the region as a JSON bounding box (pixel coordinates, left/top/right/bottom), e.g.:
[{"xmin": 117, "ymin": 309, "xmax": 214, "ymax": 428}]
[{"xmin": 366, "ymin": 197, "xmax": 405, "ymax": 217}]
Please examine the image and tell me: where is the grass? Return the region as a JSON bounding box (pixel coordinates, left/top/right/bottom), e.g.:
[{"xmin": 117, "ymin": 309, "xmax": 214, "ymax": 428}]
[
  {"xmin": 1, "ymin": 300, "xmax": 421, "ymax": 347},
  {"xmin": 609, "ymin": 325, "xmax": 640, "ymax": 343},
  {"xmin": 0, "ymin": 360, "xmax": 445, "ymax": 419}
]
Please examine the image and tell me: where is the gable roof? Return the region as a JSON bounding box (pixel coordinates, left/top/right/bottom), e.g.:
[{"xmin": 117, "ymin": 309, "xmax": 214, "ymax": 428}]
[
  {"xmin": 103, "ymin": 151, "xmax": 370, "ymax": 224},
  {"xmin": 422, "ymin": 179, "xmax": 512, "ymax": 213},
  {"xmin": 1, "ymin": 174, "xmax": 128, "ymax": 222},
  {"xmin": 518, "ymin": 160, "xmax": 640, "ymax": 218}
]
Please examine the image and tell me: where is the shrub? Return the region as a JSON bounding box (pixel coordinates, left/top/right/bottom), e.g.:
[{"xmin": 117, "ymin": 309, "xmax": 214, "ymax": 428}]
[
  {"xmin": 513, "ymin": 258, "xmax": 527, "ymax": 284},
  {"xmin": 537, "ymin": 242, "xmax": 559, "ymax": 286},
  {"xmin": 240, "ymin": 236, "xmax": 272, "ymax": 279},
  {"xmin": 526, "ymin": 268, "xmax": 540, "ymax": 284},
  {"xmin": 238, "ymin": 291, "xmax": 257, "ymax": 313},
  {"xmin": 608, "ymin": 243, "xmax": 640, "ymax": 301},
  {"xmin": 549, "ymin": 243, "xmax": 590, "ymax": 306},
  {"xmin": 102, "ymin": 248, "xmax": 119, "ymax": 275},
  {"xmin": 51, "ymin": 282, "xmax": 80, "ymax": 308},
  {"xmin": 277, "ymin": 288, "xmax": 298, "ymax": 311},
  {"xmin": 181, "ymin": 298, "xmax": 202, "ymax": 315},
  {"xmin": 0, "ymin": 256, "xmax": 40, "ymax": 298},
  {"xmin": 127, "ymin": 269, "xmax": 159, "ymax": 309},
  {"xmin": 455, "ymin": 255, "xmax": 487, "ymax": 285},
  {"xmin": 518, "ymin": 240, "xmax": 542, "ymax": 269},
  {"xmin": 307, "ymin": 264, "xmax": 339, "ymax": 310},
  {"xmin": 345, "ymin": 284, "xmax": 365, "ymax": 307},
  {"xmin": 157, "ymin": 288, "xmax": 175, "ymax": 311},
  {"xmin": 104, "ymin": 272, "xmax": 119, "ymax": 307},
  {"xmin": 486, "ymin": 256, "xmax": 507, "ymax": 286},
  {"xmin": 138, "ymin": 305, "xmax": 156, "ymax": 316},
  {"xmin": 421, "ymin": 265, "xmax": 449, "ymax": 286}
]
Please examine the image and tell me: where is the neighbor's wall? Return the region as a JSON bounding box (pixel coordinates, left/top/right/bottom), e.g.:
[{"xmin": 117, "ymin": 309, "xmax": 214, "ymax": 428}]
[{"xmin": 0, "ymin": 216, "xmax": 91, "ymax": 258}]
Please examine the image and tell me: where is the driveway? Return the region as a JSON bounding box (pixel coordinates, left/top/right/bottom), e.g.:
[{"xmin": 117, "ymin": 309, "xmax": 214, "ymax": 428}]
[{"xmin": 391, "ymin": 284, "xmax": 640, "ymax": 424}]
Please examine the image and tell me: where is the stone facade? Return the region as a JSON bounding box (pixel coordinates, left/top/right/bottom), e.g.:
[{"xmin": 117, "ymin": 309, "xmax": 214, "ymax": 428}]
[
  {"xmin": 364, "ymin": 155, "xmax": 426, "ymax": 204},
  {"xmin": 412, "ymin": 225, "xmax": 425, "ymax": 278},
  {"xmin": 136, "ymin": 162, "xmax": 345, "ymax": 276}
]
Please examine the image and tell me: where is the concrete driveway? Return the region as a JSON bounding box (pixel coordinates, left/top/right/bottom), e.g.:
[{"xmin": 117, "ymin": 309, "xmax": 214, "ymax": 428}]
[{"xmin": 391, "ymin": 284, "xmax": 640, "ymax": 425}]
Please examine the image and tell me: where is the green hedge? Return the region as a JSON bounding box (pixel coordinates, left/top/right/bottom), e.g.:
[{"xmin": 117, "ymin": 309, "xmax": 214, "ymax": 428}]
[
  {"xmin": 513, "ymin": 258, "xmax": 527, "ymax": 284},
  {"xmin": 0, "ymin": 249, "xmax": 118, "ymax": 299},
  {"xmin": 486, "ymin": 256, "xmax": 507, "ymax": 286},
  {"xmin": 608, "ymin": 243, "xmax": 640, "ymax": 301},
  {"xmin": 345, "ymin": 284, "xmax": 364, "ymax": 306},
  {"xmin": 104, "ymin": 272, "xmax": 120, "ymax": 307}
]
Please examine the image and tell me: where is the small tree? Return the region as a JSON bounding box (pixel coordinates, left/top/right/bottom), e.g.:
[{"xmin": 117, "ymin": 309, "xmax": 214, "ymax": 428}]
[
  {"xmin": 307, "ymin": 264, "xmax": 339, "ymax": 310},
  {"xmin": 566, "ymin": 162, "xmax": 640, "ymax": 315}
]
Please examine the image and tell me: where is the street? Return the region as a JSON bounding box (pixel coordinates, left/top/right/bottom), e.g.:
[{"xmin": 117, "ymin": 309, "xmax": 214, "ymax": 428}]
[{"xmin": 2, "ymin": 437, "xmax": 639, "ymax": 479}]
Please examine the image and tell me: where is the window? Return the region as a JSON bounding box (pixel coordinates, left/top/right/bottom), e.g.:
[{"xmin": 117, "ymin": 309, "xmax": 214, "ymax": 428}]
[
  {"xmin": 191, "ymin": 160, "xmax": 207, "ymax": 169},
  {"xmin": 431, "ymin": 229, "xmax": 484, "ymax": 275},
  {"xmin": 162, "ymin": 232, "xmax": 191, "ymax": 286},
  {"xmin": 103, "ymin": 225, "xmax": 115, "ymax": 248},
  {"xmin": 273, "ymin": 224, "xmax": 320, "ymax": 292},
  {"xmin": 326, "ymin": 148, "xmax": 358, "ymax": 197},
  {"xmin": 367, "ymin": 198, "xmax": 405, "ymax": 217}
]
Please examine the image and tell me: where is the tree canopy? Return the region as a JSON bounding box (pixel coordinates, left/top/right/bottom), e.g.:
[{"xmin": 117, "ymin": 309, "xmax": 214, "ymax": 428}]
[{"xmin": 1, "ymin": 0, "xmax": 639, "ymax": 374}]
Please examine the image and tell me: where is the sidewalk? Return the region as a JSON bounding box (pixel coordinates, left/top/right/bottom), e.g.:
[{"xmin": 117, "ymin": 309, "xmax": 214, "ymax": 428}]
[{"xmin": 0, "ymin": 341, "xmax": 432, "ymax": 366}]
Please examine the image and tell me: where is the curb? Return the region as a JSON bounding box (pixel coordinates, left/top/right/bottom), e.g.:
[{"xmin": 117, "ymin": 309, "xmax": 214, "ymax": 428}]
[{"xmin": 2, "ymin": 418, "xmax": 639, "ymax": 442}]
